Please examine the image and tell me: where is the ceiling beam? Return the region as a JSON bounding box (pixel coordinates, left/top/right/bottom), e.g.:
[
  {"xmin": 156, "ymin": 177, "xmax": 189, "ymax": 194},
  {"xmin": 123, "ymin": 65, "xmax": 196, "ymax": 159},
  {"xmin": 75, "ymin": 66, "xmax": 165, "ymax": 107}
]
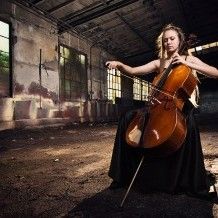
[
  {"xmin": 80, "ymin": 10, "xmax": 157, "ymax": 37},
  {"xmin": 61, "ymin": 0, "xmax": 110, "ymax": 22},
  {"xmin": 47, "ymin": 0, "xmax": 77, "ymax": 14},
  {"xmin": 80, "ymin": 5, "xmax": 144, "ymax": 34},
  {"xmin": 115, "ymin": 12, "xmax": 152, "ymax": 49},
  {"xmin": 31, "ymin": 0, "xmax": 44, "ymax": 5},
  {"xmin": 59, "ymin": 0, "xmax": 140, "ymax": 32},
  {"xmin": 77, "ymin": 12, "xmax": 159, "ymax": 48}
]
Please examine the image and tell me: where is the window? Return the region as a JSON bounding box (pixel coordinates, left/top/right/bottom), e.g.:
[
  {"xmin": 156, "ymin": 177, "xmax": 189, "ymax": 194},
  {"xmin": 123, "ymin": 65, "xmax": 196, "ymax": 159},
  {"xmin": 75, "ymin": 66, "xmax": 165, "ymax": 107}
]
[
  {"xmin": 0, "ymin": 20, "xmax": 11, "ymax": 97},
  {"xmin": 133, "ymin": 77, "xmax": 149, "ymax": 101},
  {"xmin": 107, "ymin": 68, "xmax": 121, "ymax": 103},
  {"xmin": 189, "ymin": 41, "xmax": 218, "ymax": 54},
  {"xmin": 133, "ymin": 78, "xmax": 141, "ymax": 100},
  {"xmin": 59, "ymin": 45, "xmax": 87, "ymax": 101}
]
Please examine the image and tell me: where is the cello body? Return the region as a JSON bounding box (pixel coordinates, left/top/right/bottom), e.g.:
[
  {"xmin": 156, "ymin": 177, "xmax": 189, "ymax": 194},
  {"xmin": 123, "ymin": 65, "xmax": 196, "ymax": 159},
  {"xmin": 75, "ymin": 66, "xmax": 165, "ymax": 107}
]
[{"xmin": 125, "ymin": 64, "xmax": 197, "ymax": 155}]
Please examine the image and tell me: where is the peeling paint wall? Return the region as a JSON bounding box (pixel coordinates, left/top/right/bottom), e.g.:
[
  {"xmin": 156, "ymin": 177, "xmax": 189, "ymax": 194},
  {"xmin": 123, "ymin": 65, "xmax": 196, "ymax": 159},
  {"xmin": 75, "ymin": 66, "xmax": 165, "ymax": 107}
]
[
  {"xmin": 9, "ymin": 5, "xmax": 60, "ymax": 122},
  {"xmin": 0, "ymin": 1, "xmax": 117, "ymax": 129},
  {"xmin": 13, "ymin": 6, "xmax": 59, "ymax": 104}
]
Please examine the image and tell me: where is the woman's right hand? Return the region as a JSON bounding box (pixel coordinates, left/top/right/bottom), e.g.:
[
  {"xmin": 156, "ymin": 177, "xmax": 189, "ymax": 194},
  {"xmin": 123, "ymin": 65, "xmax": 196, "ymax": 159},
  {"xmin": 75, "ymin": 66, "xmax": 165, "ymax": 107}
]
[
  {"xmin": 105, "ymin": 61, "xmax": 121, "ymax": 70},
  {"xmin": 105, "ymin": 60, "xmax": 134, "ymax": 75}
]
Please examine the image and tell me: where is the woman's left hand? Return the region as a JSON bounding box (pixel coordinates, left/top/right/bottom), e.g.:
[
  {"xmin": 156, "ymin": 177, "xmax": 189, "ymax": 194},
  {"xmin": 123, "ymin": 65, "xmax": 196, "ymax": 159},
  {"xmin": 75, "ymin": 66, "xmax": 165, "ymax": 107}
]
[{"xmin": 172, "ymin": 53, "xmax": 186, "ymax": 65}]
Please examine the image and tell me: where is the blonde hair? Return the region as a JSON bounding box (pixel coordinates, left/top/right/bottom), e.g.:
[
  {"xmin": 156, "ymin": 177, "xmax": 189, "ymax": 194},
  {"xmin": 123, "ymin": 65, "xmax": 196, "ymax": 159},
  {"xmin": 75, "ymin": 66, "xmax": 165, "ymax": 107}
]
[
  {"xmin": 156, "ymin": 24, "xmax": 189, "ymax": 59},
  {"xmin": 156, "ymin": 24, "xmax": 199, "ymax": 107}
]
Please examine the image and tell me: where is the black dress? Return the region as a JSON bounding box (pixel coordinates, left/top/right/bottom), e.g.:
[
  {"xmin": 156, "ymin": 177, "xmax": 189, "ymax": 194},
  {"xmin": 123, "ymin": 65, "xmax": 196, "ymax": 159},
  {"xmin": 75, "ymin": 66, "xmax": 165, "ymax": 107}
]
[{"xmin": 108, "ymin": 101, "xmax": 213, "ymax": 199}]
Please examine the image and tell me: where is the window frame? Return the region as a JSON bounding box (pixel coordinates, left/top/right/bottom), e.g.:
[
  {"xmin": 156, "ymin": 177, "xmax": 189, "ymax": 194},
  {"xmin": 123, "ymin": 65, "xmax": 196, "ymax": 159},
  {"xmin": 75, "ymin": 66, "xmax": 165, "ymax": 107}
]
[
  {"xmin": 59, "ymin": 44, "xmax": 88, "ymax": 102},
  {"xmin": 133, "ymin": 77, "xmax": 149, "ymax": 101},
  {"xmin": 0, "ymin": 19, "xmax": 12, "ymax": 97},
  {"xmin": 107, "ymin": 68, "xmax": 121, "ymax": 103}
]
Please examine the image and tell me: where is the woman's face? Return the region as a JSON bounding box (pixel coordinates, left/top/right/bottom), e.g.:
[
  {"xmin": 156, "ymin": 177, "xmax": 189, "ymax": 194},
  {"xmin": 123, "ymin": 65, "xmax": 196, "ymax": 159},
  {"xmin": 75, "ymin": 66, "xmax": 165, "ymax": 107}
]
[{"xmin": 163, "ymin": 29, "xmax": 180, "ymax": 54}]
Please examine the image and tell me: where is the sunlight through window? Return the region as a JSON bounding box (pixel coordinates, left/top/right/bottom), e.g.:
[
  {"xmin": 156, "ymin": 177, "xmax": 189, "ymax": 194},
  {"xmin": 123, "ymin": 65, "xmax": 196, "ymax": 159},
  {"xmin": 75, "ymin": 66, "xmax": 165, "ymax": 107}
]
[
  {"xmin": 0, "ymin": 20, "xmax": 10, "ymax": 97},
  {"xmin": 133, "ymin": 77, "xmax": 149, "ymax": 101},
  {"xmin": 107, "ymin": 68, "xmax": 121, "ymax": 103}
]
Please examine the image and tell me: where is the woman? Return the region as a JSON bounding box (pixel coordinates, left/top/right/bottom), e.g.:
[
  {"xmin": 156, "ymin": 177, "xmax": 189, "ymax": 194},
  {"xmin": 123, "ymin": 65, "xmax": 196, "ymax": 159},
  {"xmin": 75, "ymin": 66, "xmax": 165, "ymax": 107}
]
[{"xmin": 106, "ymin": 24, "xmax": 218, "ymax": 200}]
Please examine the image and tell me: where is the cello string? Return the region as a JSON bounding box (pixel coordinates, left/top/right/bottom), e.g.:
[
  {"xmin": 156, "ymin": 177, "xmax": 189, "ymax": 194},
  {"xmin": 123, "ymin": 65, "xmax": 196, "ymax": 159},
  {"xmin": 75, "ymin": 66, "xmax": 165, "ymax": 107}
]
[{"xmin": 117, "ymin": 71, "xmax": 175, "ymax": 99}]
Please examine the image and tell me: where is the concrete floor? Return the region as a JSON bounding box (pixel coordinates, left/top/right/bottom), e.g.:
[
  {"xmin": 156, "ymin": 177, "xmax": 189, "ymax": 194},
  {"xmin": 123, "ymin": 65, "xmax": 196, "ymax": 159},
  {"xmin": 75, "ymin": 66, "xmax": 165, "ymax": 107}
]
[{"xmin": 0, "ymin": 120, "xmax": 217, "ymax": 217}]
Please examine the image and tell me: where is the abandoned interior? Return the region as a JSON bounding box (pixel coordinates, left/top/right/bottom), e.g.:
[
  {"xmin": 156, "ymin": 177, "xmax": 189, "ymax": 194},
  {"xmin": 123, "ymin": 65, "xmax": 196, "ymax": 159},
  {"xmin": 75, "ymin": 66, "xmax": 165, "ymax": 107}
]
[{"xmin": 0, "ymin": 0, "xmax": 218, "ymax": 217}]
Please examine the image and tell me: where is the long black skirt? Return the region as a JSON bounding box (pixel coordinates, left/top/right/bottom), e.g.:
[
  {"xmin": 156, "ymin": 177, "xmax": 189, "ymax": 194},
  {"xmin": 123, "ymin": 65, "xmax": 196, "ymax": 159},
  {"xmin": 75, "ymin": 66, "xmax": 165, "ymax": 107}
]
[{"xmin": 108, "ymin": 102, "xmax": 212, "ymax": 199}]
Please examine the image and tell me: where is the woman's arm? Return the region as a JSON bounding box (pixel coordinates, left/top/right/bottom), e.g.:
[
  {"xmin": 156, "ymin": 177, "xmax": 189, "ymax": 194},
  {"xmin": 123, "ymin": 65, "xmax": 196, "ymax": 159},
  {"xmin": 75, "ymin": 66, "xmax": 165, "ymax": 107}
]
[
  {"xmin": 172, "ymin": 53, "xmax": 218, "ymax": 78},
  {"xmin": 105, "ymin": 60, "xmax": 160, "ymax": 76},
  {"xmin": 187, "ymin": 56, "xmax": 218, "ymax": 78}
]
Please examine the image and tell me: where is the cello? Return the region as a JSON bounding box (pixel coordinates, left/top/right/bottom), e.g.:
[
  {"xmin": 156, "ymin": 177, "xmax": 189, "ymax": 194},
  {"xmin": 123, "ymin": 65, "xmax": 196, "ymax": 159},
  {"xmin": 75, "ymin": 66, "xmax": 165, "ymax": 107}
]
[{"xmin": 125, "ymin": 45, "xmax": 198, "ymax": 156}]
